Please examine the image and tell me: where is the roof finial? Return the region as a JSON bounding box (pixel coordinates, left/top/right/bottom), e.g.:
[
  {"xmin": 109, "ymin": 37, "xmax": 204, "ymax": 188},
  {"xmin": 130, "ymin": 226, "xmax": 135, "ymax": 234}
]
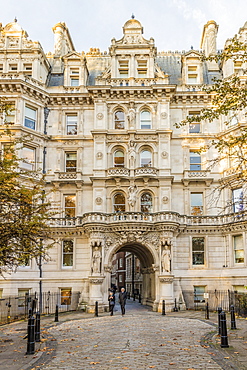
[
  {"xmin": 131, "ymin": 13, "xmax": 135, "ymax": 19},
  {"xmin": 14, "ymin": 17, "xmax": 17, "ymax": 22}
]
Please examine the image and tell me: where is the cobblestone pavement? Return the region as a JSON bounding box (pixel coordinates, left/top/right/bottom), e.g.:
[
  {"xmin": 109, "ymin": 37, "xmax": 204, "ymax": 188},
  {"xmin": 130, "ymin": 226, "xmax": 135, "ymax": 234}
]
[{"xmin": 38, "ymin": 303, "xmax": 223, "ymax": 370}]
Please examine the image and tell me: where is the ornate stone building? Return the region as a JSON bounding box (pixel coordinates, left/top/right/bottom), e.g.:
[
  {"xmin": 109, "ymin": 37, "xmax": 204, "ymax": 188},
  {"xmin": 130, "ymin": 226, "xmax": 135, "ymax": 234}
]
[{"xmin": 0, "ymin": 17, "xmax": 246, "ymax": 311}]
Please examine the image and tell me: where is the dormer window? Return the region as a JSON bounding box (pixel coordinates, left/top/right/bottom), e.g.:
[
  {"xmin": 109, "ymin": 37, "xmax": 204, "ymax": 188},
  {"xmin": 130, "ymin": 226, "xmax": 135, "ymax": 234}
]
[
  {"xmin": 137, "ymin": 60, "xmax": 147, "ymax": 77},
  {"xmin": 70, "ymin": 68, "xmax": 79, "ymax": 86},
  {"xmin": 188, "ymin": 66, "xmax": 198, "ymax": 84},
  {"xmin": 118, "ymin": 60, "xmax": 129, "ymax": 77}
]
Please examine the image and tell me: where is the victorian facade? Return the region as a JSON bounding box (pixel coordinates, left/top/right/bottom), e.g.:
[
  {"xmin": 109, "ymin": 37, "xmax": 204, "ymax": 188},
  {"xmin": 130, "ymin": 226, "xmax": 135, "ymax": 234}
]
[{"xmin": 0, "ymin": 18, "xmax": 247, "ymax": 312}]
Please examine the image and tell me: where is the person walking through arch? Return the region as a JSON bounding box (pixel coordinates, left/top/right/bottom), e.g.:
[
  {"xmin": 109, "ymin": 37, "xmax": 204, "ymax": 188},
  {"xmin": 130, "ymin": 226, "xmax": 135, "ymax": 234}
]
[
  {"xmin": 108, "ymin": 290, "xmax": 115, "ymax": 316},
  {"xmin": 119, "ymin": 287, "xmax": 127, "ymax": 316}
]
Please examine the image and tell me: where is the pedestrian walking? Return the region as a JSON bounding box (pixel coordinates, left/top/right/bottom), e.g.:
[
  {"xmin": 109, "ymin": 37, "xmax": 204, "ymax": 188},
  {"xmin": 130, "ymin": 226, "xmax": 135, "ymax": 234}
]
[
  {"xmin": 108, "ymin": 291, "xmax": 115, "ymax": 316},
  {"xmin": 119, "ymin": 287, "xmax": 127, "ymax": 316}
]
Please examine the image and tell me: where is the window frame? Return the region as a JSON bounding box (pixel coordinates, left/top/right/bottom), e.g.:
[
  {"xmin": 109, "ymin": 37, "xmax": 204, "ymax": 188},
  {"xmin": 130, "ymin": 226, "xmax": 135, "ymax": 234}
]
[
  {"xmin": 60, "ymin": 288, "xmax": 72, "ymax": 305},
  {"xmin": 64, "ymin": 195, "xmax": 76, "ymax": 218},
  {"xmin": 62, "ymin": 240, "xmax": 74, "ymax": 268},
  {"xmin": 190, "ymin": 150, "xmax": 201, "ymax": 171},
  {"xmin": 232, "ymin": 188, "xmax": 244, "ymax": 213},
  {"xmin": 190, "ymin": 192, "xmax": 203, "ymax": 216},
  {"xmin": 21, "ymin": 146, "xmax": 36, "ymax": 171},
  {"xmin": 114, "ymin": 110, "xmax": 125, "ymax": 129},
  {"xmin": 140, "ymin": 192, "xmax": 153, "ymax": 213},
  {"xmin": 113, "ymin": 192, "xmax": 126, "ymax": 213},
  {"xmin": 113, "ymin": 149, "xmax": 125, "ymax": 167},
  {"xmin": 66, "ymin": 114, "xmax": 78, "ymax": 135},
  {"xmin": 24, "ymin": 106, "xmax": 37, "ymax": 130},
  {"xmin": 140, "ymin": 149, "xmax": 152, "ymax": 167},
  {"xmin": 65, "ymin": 152, "xmax": 77, "ymax": 172},
  {"xmin": 233, "ymin": 235, "xmax": 244, "ymax": 264},
  {"xmin": 140, "ymin": 110, "xmax": 152, "ymax": 129},
  {"xmin": 192, "ymin": 237, "xmax": 205, "ymax": 266}
]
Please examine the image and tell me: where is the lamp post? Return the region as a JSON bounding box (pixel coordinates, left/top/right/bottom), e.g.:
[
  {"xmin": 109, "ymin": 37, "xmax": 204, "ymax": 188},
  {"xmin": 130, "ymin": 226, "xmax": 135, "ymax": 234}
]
[{"xmin": 44, "ymin": 106, "xmax": 50, "ymax": 135}]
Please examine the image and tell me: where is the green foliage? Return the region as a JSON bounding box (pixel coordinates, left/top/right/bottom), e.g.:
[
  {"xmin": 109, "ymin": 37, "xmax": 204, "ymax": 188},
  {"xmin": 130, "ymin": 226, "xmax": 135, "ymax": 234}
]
[{"xmin": 0, "ymin": 100, "xmax": 54, "ymax": 274}]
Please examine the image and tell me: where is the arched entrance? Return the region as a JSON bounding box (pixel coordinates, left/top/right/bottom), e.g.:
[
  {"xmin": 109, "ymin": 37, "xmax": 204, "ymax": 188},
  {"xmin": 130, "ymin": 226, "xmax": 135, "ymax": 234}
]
[{"xmin": 103, "ymin": 242, "xmax": 158, "ymax": 309}]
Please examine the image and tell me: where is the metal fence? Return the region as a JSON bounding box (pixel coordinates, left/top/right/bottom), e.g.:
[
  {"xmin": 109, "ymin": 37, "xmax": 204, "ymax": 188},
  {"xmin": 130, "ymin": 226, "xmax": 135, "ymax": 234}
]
[
  {"xmin": 0, "ymin": 291, "xmax": 80, "ymax": 325},
  {"xmin": 182, "ymin": 289, "xmax": 247, "ymax": 317}
]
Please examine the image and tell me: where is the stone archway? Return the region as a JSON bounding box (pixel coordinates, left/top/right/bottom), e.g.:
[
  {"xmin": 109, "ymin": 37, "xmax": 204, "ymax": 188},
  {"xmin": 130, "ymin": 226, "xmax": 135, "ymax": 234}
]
[{"xmin": 103, "ymin": 241, "xmax": 159, "ymax": 310}]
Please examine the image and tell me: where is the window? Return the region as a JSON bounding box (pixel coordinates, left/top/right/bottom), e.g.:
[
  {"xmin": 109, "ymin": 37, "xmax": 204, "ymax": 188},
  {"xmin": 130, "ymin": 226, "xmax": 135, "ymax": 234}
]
[
  {"xmin": 194, "ymin": 286, "xmax": 206, "ymax": 303},
  {"xmin": 119, "ymin": 258, "xmax": 123, "ymax": 268},
  {"xmin": 114, "ymin": 111, "xmax": 125, "ymax": 129},
  {"xmin": 188, "ymin": 111, "xmax": 200, "ymax": 133},
  {"xmin": 21, "ymin": 147, "xmax": 35, "ymax": 170},
  {"xmin": 0, "ymin": 64, "xmax": 3, "ymax": 72},
  {"xmin": 60, "ymin": 288, "xmax": 71, "ymax": 305},
  {"xmin": 137, "ymin": 60, "xmax": 147, "ymax": 77},
  {"xmin": 114, "ymin": 150, "xmax": 124, "ymax": 167},
  {"xmin": 119, "ymin": 274, "xmax": 123, "ymax": 283},
  {"xmin": 65, "ymin": 152, "xmax": 77, "ymax": 172},
  {"xmin": 70, "ymin": 69, "xmax": 79, "ymax": 86},
  {"xmin": 62, "ymin": 240, "xmax": 73, "ymax": 267},
  {"xmin": 18, "ymin": 289, "xmax": 30, "ymax": 307},
  {"xmin": 113, "ymin": 193, "xmax": 125, "ymax": 212},
  {"xmin": 233, "ymin": 235, "xmax": 244, "ymax": 264},
  {"xmin": 191, "ymin": 193, "xmax": 203, "ymax": 215},
  {"xmin": 23, "ymin": 64, "xmax": 32, "ymax": 76},
  {"xmin": 118, "ymin": 60, "xmax": 129, "ymax": 77},
  {"xmin": 4, "ymin": 104, "xmax": 15, "ymax": 124},
  {"xmin": 64, "ymin": 195, "xmax": 76, "ymax": 217},
  {"xmin": 140, "ymin": 111, "xmax": 151, "ymax": 129},
  {"xmin": 24, "ymin": 106, "xmax": 36, "ymax": 130},
  {"xmin": 140, "ymin": 150, "xmax": 152, "ymax": 167},
  {"xmin": 141, "ymin": 192, "xmax": 152, "ymax": 212},
  {"xmin": 192, "ymin": 237, "xmax": 204, "ymax": 265},
  {"xmin": 190, "ymin": 150, "xmax": 201, "ymax": 171},
  {"xmin": 188, "ymin": 66, "xmax": 198, "ymax": 83},
  {"xmin": 232, "ymin": 188, "xmax": 244, "ymax": 212},
  {"xmin": 0, "ymin": 289, "xmax": 2, "ymax": 299},
  {"xmin": 66, "ymin": 115, "xmax": 77, "ymax": 135}
]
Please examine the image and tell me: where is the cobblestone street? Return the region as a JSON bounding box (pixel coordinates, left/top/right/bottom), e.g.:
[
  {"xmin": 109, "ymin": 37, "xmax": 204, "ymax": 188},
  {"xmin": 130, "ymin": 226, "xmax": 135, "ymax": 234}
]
[{"xmin": 39, "ymin": 302, "xmax": 223, "ymax": 370}]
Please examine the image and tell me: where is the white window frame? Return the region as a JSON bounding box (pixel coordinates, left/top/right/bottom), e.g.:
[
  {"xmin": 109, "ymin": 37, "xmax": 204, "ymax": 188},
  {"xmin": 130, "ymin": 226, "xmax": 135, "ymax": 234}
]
[
  {"xmin": 66, "ymin": 114, "xmax": 78, "ymax": 135},
  {"xmin": 64, "ymin": 195, "xmax": 76, "ymax": 218},
  {"xmin": 21, "ymin": 146, "xmax": 36, "ymax": 171},
  {"xmin": 190, "ymin": 192, "xmax": 203, "ymax": 216},
  {"xmin": 65, "ymin": 152, "xmax": 77, "ymax": 172},
  {"xmin": 233, "ymin": 235, "xmax": 244, "ymax": 264},
  {"xmin": 24, "ymin": 106, "xmax": 37, "ymax": 130},
  {"xmin": 140, "ymin": 110, "xmax": 152, "ymax": 129},
  {"xmin": 140, "ymin": 149, "xmax": 152, "ymax": 167},
  {"xmin": 192, "ymin": 237, "xmax": 205, "ymax": 266},
  {"xmin": 62, "ymin": 240, "xmax": 74, "ymax": 268}
]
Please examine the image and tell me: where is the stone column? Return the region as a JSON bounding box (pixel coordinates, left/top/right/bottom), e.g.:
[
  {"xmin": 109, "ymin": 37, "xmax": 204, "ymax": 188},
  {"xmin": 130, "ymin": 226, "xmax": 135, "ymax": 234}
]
[
  {"xmin": 88, "ymin": 277, "xmax": 105, "ymax": 313},
  {"xmin": 158, "ymin": 275, "xmax": 174, "ymax": 313}
]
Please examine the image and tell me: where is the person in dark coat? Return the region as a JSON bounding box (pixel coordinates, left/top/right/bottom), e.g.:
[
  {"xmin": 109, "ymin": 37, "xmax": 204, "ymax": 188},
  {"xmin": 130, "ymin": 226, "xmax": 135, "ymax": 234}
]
[
  {"xmin": 108, "ymin": 291, "xmax": 115, "ymax": 316},
  {"xmin": 119, "ymin": 287, "xmax": 127, "ymax": 316}
]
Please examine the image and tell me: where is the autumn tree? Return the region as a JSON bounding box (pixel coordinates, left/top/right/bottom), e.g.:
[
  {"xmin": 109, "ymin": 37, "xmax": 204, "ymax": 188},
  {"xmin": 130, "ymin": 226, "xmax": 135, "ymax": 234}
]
[
  {"xmin": 176, "ymin": 36, "xmax": 247, "ymax": 211},
  {"xmin": 0, "ymin": 101, "xmax": 54, "ymax": 274}
]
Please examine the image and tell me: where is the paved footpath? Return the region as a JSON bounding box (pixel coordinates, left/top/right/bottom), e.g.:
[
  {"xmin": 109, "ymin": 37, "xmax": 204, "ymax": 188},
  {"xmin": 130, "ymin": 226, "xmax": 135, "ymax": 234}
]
[{"xmin": 1, "ymin": 300, "xmax": 247, "ymax": 370}]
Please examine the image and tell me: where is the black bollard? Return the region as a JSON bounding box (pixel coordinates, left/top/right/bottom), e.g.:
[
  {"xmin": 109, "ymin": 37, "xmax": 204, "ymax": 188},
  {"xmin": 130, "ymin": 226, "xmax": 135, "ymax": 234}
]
[
  {"xmin": 138, "ymin": 294, "xmax": 141, "ymax": 303},
  {"xmin": 35, "ymin": 312, "xmax": 41, "ymax": 342},
  {"xmin": 54, "ymin": 304, "xmax": 59, "ymax": 322},
  {"xmin": 220, "ymin": 311, "xmax": 229, "ymax": 348},
  {"xmin": 162, "ymin": 300, "xmax": 166, "ymax": 316},
  {"xmin": 218, "ymin": 307, "xmax": 222, "ymax": 335},
  {"xmin": 205, "ymin": 302, "xmax": 209, "ymax": 320},
  {"xmin": 133, "ymin": 293, "xmax": 135, "ymax": 301},
  {"xmin": 230, "ymin": 305, "xmax": 237, "ymax": 330},
  {"xmin": 95, "ymin": 301, "xmax": 98, "ymax": 317},
  {"xmin": 26, "ymin": 315, "xmax": 35, "ymax": 355},
  {"xmin": 174, "ymin": 298, "xmax": 178, "ymax": 312}
]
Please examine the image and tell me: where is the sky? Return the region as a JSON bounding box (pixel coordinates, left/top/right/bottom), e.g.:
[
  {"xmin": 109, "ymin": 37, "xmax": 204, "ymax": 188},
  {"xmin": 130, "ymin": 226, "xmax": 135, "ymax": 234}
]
[{"xmin": 0, "ymin": 0, "xmax": 247, "ymax": 54}]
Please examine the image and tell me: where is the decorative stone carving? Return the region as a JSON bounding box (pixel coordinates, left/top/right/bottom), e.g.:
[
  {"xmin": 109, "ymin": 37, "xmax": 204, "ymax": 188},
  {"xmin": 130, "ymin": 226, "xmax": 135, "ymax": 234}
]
[
  {"xmin": 162, "ymin": 196, "xmax": 169, "ymax": 204},
  {"xmin": 92, "ymin": 246, "xmax": 101, "ymax": 274},
  {"xmin": 89, "ymin": 277, "xmax": 105, "ymax": 284},
  {"xmin": 104, "ymin": 264, "xmax": 113, "ymax": 273},
  {"xmin": 161, "ymin": 112, "xmax": 167, "ymax": 119},
  {"xmin": 159, "ymin": 277, "xmax": 174, "ymax": 283},
  {"xmin": 161, "ymin": 151, "xmax": 168, "ymax": 159},
  {"xmin": 95, "ymin": 197, "xmax": 103, "ymax": 205},
  {"xmin": 128, "ymin": 185, "xmax": 138, "ymax": 208},
  {"xmin": 96, "ymin": 113, "xmax": 104, "ymax": 120},
  {"xmin": 127, "ymin": 106, "xmax": 136, "ymax": 128},
  {"xmin": 161, "ymin": 244, "xmax": 171, "ymax": 273},
  {"xmin": 96, "ymin": 152, "xmax": 103, "ymax": 159}
]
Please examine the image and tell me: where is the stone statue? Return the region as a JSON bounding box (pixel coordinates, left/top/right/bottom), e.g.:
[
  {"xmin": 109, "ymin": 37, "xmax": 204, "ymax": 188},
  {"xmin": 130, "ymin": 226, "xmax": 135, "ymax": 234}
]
[
  {"xmin": 92, "ymin": 246, "xmax": 101, "ymax": 274},
  {"xmin": 129, "ymin": 140, "xmax": 136, "ymax": 167},
  {"xmin": 161, "ymin": 244, "xmax": 171, "ymax": 273},
  {"xmin": 128, "ymin": 185, "xmax": 137, "ymax": 208},
  {"xmin": 127, "ymin": 106, "xmax": 136, "ymax": 129}
]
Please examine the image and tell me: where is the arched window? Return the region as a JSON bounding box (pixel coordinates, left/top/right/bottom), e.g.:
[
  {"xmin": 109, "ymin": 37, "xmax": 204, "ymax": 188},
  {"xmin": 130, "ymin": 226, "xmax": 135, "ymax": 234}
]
[
  {"xmin": 140, "ymin": 110, "xmax": 151, "ymax": 129},
  {"xmin": 114, "ymin": 150, "xmax": 124, "ymax": 167},
  {"xmin": 141, "ymin": 193, "xmax": 152, "ymax": 213},
  {"xmin": 114, "ymin": 110, "xmax": 125, "ymax": 129},
  {"xmin": 140, "ymin": 149, "xmax": 152, "ymax": 167},
  {"xmin": 113, "ymin": 193, "xmax": 125, "ymax": 212}
]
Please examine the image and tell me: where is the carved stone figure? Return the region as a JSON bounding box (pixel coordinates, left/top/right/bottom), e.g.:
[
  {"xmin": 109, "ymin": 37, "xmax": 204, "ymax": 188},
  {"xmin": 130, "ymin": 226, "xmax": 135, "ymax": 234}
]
[
  {"xmin": 128, "ymin": 185, "xmax": 137, "ymax": 208},
  {"xmin": 92, "ymin": 246, "xmax": 101, "ymax": 274},
  {"xmin": 127, "ymin": 107, "xmax": 136, "ymax": 128},
  {"xmin": 161, "ymin": 244, "xmax": 171, "ymax": 273},
  {"xmin": 129, "ymin": 140, "xmax": 136, "ymax": 167}
]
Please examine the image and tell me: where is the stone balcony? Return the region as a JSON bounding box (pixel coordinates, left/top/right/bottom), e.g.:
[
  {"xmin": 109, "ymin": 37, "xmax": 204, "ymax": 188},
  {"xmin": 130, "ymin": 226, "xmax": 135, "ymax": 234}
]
[
  {"xmin": 182, "ymin": 170, "xmax": 213, "ymax": 186},
  {"xmin": 107, "ymin": 167, "xmax": 130, "ymax": 177},
  {"xmin": 49, "ymin": 171, "xmax": 84, "ymax": 182},
  {"xmin": 135, "ymin": 167, "xmax": 158, "ymax": 177},
  {"xmin": 50, "ymin": 210, "xmax": 247, "ymax": 228}
]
